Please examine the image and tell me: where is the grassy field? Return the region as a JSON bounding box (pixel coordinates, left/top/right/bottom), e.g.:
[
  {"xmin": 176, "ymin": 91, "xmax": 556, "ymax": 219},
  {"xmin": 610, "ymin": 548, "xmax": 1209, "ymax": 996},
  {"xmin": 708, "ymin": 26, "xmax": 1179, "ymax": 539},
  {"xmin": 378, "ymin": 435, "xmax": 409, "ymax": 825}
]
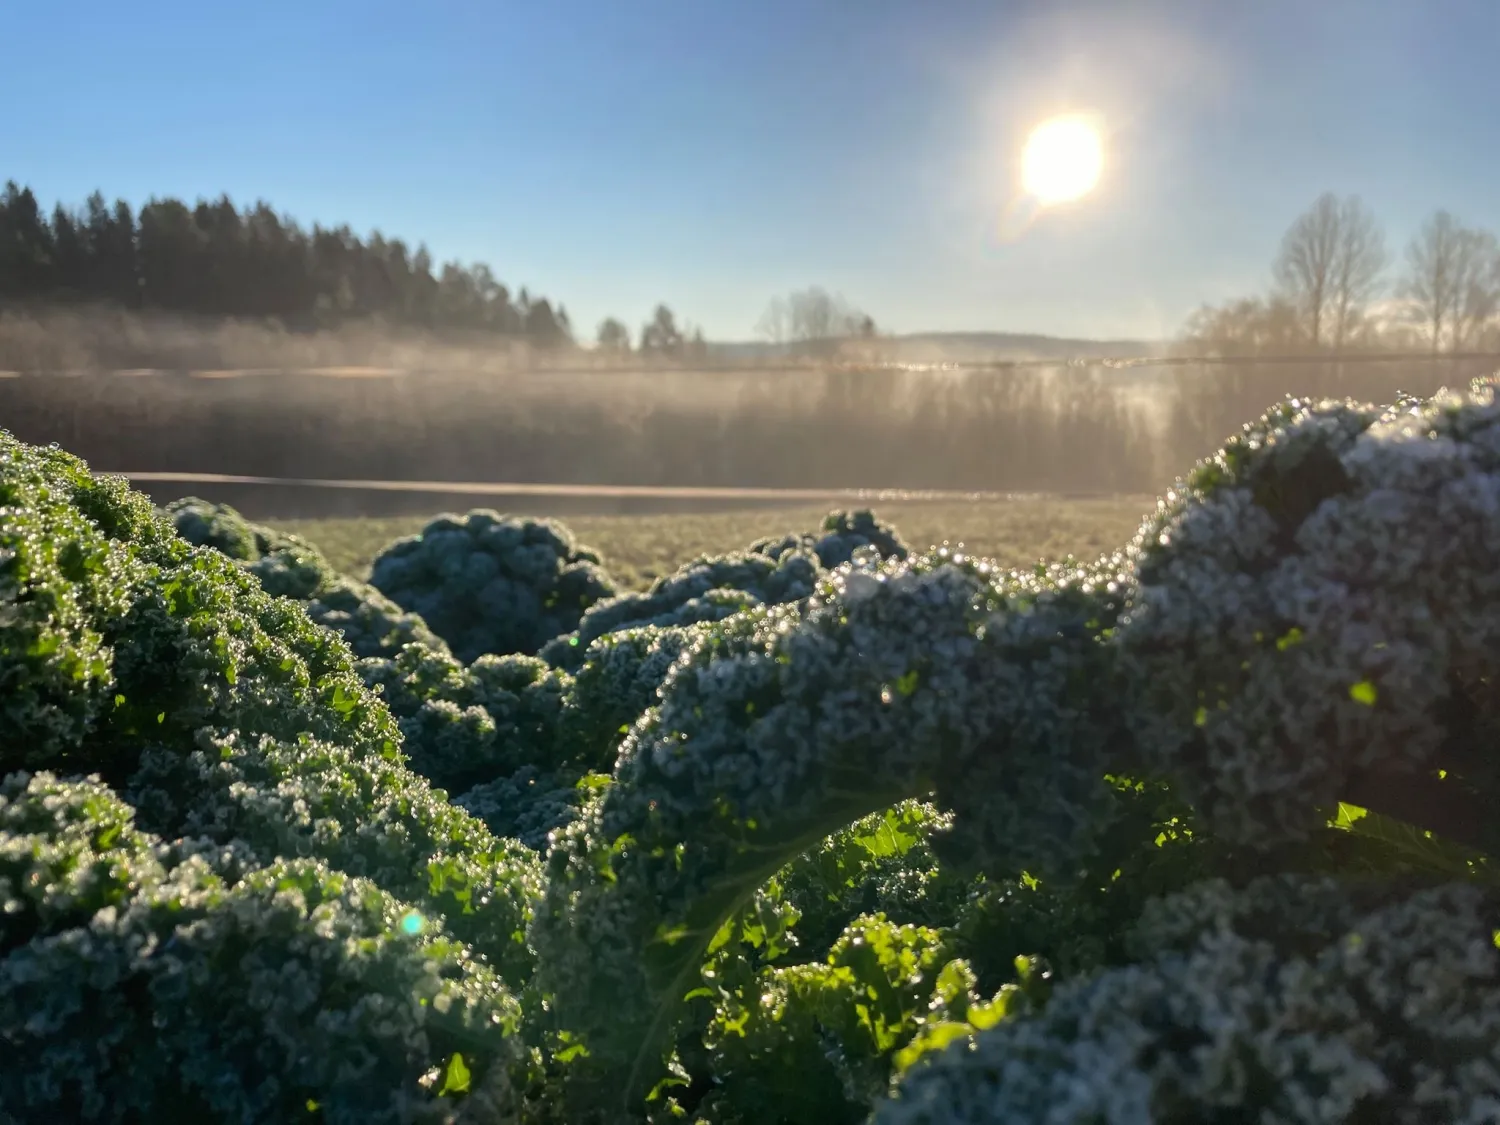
[{"xmin": 271, "ymin": 495, "xmax": 1160, "ymax": 591}]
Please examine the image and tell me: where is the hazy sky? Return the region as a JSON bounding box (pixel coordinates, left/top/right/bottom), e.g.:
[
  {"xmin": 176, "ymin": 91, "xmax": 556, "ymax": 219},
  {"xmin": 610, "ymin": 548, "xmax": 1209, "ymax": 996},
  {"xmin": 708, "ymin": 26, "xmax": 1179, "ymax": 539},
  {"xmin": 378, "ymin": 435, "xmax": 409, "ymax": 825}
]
[{"xmin": 4, "ymin": 0, "xmax": 1498, "ymax": 342}]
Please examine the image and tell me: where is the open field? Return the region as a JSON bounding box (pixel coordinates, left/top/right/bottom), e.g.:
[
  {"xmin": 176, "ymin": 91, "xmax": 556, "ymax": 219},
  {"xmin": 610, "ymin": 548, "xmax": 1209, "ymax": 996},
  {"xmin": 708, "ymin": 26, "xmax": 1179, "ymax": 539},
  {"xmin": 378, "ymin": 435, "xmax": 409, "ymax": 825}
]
[{"xmin": 270, "ymin": 494, "xmax": 1159, "ymax": 590}]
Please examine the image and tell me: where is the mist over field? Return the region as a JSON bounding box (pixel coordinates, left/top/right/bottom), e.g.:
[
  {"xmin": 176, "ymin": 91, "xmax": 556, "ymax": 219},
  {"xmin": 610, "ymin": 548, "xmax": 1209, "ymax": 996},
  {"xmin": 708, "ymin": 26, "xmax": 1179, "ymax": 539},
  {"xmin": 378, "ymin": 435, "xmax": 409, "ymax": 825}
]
[
  {"xmin": 2, "ymin": 301, "xmax": 1492, "ymax": 524},
  {"xmin": 0, "ymin": 301, "xmax": 1167, "ymax": 377}
]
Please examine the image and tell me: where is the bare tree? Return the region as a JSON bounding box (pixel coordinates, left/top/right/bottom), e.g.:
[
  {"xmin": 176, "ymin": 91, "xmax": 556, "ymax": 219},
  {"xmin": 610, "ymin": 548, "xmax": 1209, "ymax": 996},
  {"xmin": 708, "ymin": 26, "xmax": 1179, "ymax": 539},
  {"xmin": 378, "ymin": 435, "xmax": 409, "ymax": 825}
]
[
  {"xmin": 789, "ymin": 287, "xmax": 842, "ymax": 342},
  {"xmin": 754, "ymin": 295, "xmax": 790, "ymax": 346},
  {"xmin": 1403, "ymin": 211, "xmax": 1462, "ymax": 353},
  {"xmin": 1176, "ymin": 295, "xmax": 1303, "ymax": 357},
  {"xmin": 1456, "ymin": 233, "xmax": 1500, "ymax": 349},
  {"xmin": 757, "ymin": 286, "xmax": 872, "ymax": 355},
  {"xmin": 1273, "ymin": 193, "xmax": 1387, "ymax": 350},
  {"xmin": 1401, "ymin": 211, "xmax": 1500, "ymax": 353}
]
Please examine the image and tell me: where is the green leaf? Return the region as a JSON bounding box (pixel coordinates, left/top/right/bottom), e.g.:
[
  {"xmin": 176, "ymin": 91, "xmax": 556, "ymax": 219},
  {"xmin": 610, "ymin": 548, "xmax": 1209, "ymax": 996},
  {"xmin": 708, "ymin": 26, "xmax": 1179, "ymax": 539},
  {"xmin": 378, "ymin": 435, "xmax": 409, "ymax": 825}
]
[
  {"xmin": 966, "ymin": 990, "xmax": 1013, "ymax": 1030},
  {"xmin": 706, "ymin": 918, "xmax": 736, "ymax": 955},
  {"xmin": 436, "ymin": 1052, "xmax": 471, "ymax": 1097},
  {"xmin": 1330, "ymin": 802, "xmax": 1368, "ymax": 829},
  {"xmin": 1329, "ymin": 802, "xmax": 1487, "ymax": 876},
  {"xmin": 892, "ymin": 1020, "xmax": 973, "ymax": 1073},
  {"xmin": 853, "ymin": 807, "xmax": 924, "ymax": 859},
  {"xmin": 329, "ymin": 683, "xmax": 359, "ymax": 715},
  {"xmin": 654, "ymin": 922, "xmax": 692, "ymax": 946}
]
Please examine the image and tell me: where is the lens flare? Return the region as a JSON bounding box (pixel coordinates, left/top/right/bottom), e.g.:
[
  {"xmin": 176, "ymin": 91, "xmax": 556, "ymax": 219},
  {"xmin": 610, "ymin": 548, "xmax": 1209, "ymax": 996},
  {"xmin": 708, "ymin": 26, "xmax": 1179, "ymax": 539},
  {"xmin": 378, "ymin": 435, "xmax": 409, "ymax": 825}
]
[{"xmin": 1021, "ymin": 116, "xmax": 1103, "ymax": 205}]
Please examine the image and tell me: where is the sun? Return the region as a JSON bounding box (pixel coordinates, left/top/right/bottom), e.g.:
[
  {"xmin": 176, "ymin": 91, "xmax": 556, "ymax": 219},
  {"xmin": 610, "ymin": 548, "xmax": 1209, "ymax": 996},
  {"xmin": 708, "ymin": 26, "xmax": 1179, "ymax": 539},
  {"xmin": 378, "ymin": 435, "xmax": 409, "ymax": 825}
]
[{"xmin": 1021, "ymin": 116, "xmax": 1103, "ymax": 206}]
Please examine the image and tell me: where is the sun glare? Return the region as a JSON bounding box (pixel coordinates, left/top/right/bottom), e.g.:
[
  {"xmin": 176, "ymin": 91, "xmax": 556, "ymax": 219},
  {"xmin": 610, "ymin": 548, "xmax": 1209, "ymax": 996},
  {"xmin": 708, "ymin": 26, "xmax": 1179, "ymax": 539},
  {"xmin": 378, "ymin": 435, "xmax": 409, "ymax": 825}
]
[{"xmin": 1021, "ymin": 116, "xmax": 1103, "ymax": 206}]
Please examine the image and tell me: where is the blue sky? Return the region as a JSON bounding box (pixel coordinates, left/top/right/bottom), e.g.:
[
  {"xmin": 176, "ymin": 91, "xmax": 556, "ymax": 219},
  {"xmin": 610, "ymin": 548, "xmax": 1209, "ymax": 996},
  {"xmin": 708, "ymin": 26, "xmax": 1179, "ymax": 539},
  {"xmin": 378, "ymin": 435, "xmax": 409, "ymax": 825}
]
[{"xmin": 4, "ymin": 0, "xmax": 1498, "ymax": 341}]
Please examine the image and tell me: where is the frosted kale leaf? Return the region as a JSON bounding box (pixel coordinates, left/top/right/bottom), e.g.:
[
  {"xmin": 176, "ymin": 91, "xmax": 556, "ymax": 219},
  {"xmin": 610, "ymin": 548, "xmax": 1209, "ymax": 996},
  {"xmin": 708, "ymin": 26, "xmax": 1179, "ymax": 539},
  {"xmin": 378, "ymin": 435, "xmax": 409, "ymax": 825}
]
[
  {"xmin": 0, "ymin": 771, "xmax": 524, "ymax": 1124},
  {"xmin": 539, "ymin": 509, "xmax": 905, "ymax": 670},
  {"xmin": 1120, "ymin": 383, "xmax": 1500, "ymax": 852},
  {"xmin": 877, "ymin": 876, "xmax": 1500, "ymax": 1125},
  {"xmin": 371, "ymin": 510, "xmax": 616, "ymax": 662}
]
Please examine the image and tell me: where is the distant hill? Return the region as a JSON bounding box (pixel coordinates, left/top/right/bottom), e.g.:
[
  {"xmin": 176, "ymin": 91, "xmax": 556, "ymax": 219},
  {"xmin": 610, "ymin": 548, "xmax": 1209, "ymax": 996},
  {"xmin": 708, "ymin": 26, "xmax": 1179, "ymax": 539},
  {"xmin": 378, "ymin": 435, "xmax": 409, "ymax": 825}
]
[{"xmin": 709, "ymin": 331, "xmax": 1166, "ymax": 365}]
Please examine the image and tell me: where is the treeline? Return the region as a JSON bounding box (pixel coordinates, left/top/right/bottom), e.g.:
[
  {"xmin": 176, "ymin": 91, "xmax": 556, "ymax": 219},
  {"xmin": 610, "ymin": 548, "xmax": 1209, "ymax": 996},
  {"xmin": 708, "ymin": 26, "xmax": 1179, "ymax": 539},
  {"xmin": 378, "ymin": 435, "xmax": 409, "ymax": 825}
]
[
  {"xmin": 1179, "ymin": 192, "xmax": 1500, "ymax": 356},
  {"xmin": 0, "ymin": 181, "xmax": 859, "ymax": 364},
  {"xmin": 0, "ymin": 179, "xmax": 584, "ymax": 344}
]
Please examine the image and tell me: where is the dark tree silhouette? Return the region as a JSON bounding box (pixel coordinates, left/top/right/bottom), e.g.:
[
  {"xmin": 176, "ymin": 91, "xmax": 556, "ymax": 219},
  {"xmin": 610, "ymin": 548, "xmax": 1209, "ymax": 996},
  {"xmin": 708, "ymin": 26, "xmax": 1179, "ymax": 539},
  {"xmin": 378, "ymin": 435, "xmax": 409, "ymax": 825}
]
[
  {"xmin": 0, "ymin": 182, "xmax": 55, "ymax": 298},
  {"xmin": 596, "ymin": 316, "xmax": 631, "ymax": 354},
  {"xmin": 640, "ymin": 304, "xmax": 683, "ymax": 356},
  {"xmin": 0, "ymin": 179, "xmax": 620, "ymax": 348}
]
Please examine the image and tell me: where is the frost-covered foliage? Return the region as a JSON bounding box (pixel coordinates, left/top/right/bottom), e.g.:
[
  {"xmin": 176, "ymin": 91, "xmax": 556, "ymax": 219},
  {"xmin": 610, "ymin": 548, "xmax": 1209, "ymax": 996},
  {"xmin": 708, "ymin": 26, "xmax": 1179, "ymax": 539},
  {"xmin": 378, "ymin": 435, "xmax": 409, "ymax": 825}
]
[
  {"xmin": 0, "ymin": 436, "xmax": 541, "ymax": 1116},
  {"xmin": 539, "ymin": 508, "xmax": 906, "ymax": 669},
  {"xmin": 1123, "ymin": 392, "xmax": 1500, "ymax": 852},
  {"xmin": 752, "ymin": 507, "xmax": 910, "ymax": 569},
  {"xmin": 305, "ymin": 575, "xmax": 450, "ymax": 658},
  {"xmin": 161, "ymin": 495, "xmax": 448, "ymax": 658},
  {"xmin": 370, "ymin": 510, "xmax": 617, "ymax": 663},
  {"xmin": 163, "ymin": 495, "xmax": 337, "ymax": 598},
  {"xmin": 358, "ymin": 642, "xmax": 570, "ymax": 795},
  {"xmin": 558, "ymin": 623, "xmax": 705, "ymax": 763},
  {"xmin": 0, "ymin": 773, "xmax": 523, "ymax": 1124},
  {"xmin": 358, "ymin": 624, "xmax": 704, "ymax": 847},
  {"xmin": 9, "ymin": 378, "xmax": 1500, "ymax": 1123},
  {"xmin": 161, "ymin": 495, "xmax": 274, "ymax": 562},
  {"xmin": 457, "ymin": 766, "xmax": 597, "ymax": 853},
  {"xmin": 532, "ymin": 378, "xmax": 1500, "ymax": 1116},
  {"xmin": 531, "ymin": 551, "xmax": 1126, "ymax": 1110},
  {"xmin": 878, "ymin": 876, "xmax": 1500, "ymax": 1125}
]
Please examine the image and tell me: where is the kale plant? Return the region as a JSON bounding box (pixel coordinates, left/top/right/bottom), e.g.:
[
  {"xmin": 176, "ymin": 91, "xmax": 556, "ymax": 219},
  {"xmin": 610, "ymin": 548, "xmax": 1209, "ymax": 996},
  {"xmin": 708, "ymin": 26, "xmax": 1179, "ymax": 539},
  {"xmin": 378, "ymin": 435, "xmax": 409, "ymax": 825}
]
[
  {"xmin": 531, "ymin": 379, "xmax": 1500, "ymax": 1120},
  {"xmin": 161, "ymin": 496, "xmax": 448, "ymax": 658},
  {"xmin": 6, "ymin": 379, "xmax": 1500, "ymax": 1124},
  {"xmin": 539, "ymin": 508, "xmax": 906, "ymax": 669},
  {"xmin": 370, "ymin": 510, "xmax": 617, "ymax": 663},
  {"xmin": 1, "ymin": 443, "xmax": 539, "ymax": 1120},
  {"xmin": 358, "ymin": 624, "xmax": 708, "ymax": 848}
]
